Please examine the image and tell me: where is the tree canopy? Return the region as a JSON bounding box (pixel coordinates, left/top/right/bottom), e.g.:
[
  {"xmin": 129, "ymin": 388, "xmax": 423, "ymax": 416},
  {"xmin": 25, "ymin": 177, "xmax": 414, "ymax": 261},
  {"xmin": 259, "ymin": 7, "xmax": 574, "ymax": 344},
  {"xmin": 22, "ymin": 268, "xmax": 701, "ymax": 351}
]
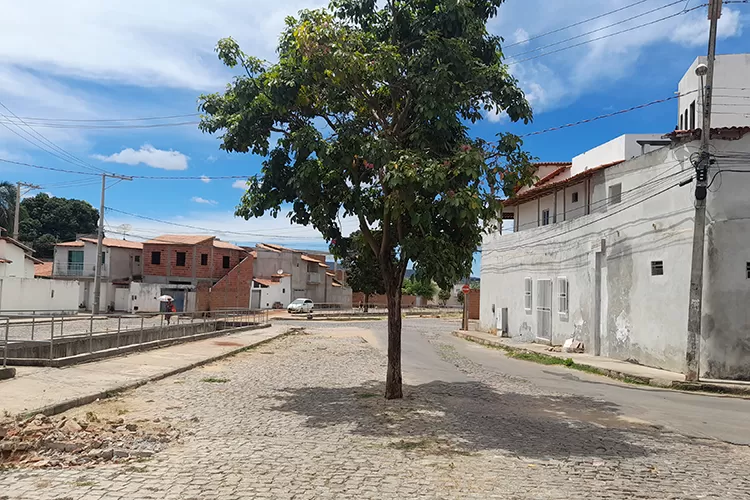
[
  {"xmin": 19, "ymin": 193, "xmax": 99, "ymax": 258},
  {"xmin": 199, "ymin": 0, "xmax": 535, "ymax": 398},
  {"xmin": 342, "ymin": 231, "xmax": 385, "ymax": 304},
  {"xmin": 402, "ymin": 277, "xmax": 437, "ymax": 301}
]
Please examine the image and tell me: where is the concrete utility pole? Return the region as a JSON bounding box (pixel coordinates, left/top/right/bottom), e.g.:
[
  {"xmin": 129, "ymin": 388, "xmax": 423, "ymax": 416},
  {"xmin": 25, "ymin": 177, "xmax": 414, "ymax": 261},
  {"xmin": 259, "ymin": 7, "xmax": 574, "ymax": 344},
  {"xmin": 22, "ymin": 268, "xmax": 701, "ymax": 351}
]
[
  {"xmin": 685, "ymin": 0, "xmax": 721, "ymax": 382},
  {"xmin": 13, "ymin": 182, "xmax": 41, "ymax": 239},
  {"xmin": 92, "ymin": 173, "xmax": 132, "ymax": 315}
]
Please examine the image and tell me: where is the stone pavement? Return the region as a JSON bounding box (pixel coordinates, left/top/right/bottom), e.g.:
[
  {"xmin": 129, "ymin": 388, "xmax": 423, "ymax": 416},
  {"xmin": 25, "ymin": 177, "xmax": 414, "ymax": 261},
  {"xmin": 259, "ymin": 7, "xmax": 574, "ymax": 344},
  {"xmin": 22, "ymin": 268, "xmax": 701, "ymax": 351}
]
[
  {"xmin": 1, "ymin": 328, "xmax": 749, "ymax": 499},
  {"xmin": 0, "ymin": 324, "xmax": 285, "ymax": 417}
]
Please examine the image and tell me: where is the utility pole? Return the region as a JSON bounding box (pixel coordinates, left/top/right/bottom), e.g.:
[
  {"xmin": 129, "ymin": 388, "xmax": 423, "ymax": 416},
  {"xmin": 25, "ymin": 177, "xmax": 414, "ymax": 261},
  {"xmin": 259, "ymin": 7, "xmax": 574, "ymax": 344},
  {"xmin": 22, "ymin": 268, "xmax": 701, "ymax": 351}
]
[
  {"xmin": 13, "ymin": 182, "xmax": 41, "ymax": 239},
  {"xmin": 685, "ymin": 0, "xmax": 721, "ymax": 382},
  {"xmin": 92, "ymin": 173, "xmax": 132, "ymax": 315}
]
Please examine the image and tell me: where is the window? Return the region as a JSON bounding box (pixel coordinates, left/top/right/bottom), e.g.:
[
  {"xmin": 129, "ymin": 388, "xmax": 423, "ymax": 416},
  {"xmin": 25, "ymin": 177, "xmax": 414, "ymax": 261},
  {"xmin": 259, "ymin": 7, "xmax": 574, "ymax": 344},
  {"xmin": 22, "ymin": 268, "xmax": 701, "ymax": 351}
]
[
  {"xmin": 690, "ymin": 101, "xmax": 696, "ymax": 130},
  {"xmin": 558, "ymin": 277, "xmax": 569, "ymax": 316},
  {"xmin": 201, "ymin": 254, "xmax": 208, "ymax": 266},
  {"xmin": 151, "ymin": 251, "xmax": 161, "ymax": 265},
  {"xmin": 679, "ymin": 114, "xmax": 684, "ymax": 130},
  {"xmin": 572, "ymin": 192, "xmax": 579, "ymax": 203},
  {"xmin": 746, "ymin": 262, "xmax": 750, "ymax": 279},
  {"xmin": 134, "ymin": 255, "xmax": 140, "ymax": 263},
  {"xmin": 541, "ymin": 209, "xmax": 550, "ymax": 226},
  {"xmin": 524, "ymin": 277, "xmax": 533, "ymax": 313},
  {"xmin": 176, "ymin": 252, "xmax": 186, "ymax": 267},
  {"xmin": 101, "ymin": 252, "xmax": 106, "ymax": 265},
  {"xmin": 651, "ymin": 261, "xmax": 664, "ymax": 276},
  {"xmin": 609, "ymin": 183, "xmax": 622, "ymax": 205},
  {"xmin": 222, "ymin": 256, "xmax": 230, "ymax": 269}
]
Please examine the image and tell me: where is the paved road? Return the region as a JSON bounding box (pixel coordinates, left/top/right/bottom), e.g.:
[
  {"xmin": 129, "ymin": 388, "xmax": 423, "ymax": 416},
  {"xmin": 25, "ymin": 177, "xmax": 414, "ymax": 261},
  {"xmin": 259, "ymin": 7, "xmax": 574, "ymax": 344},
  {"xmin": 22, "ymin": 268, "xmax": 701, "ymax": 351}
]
[
  {"xmin": 1, "ymin": 318, "xmax": 749, "ymax": 499},
  {"xmin": 311, "ymin": 317, "xmax": 750, "ymax": 445}
]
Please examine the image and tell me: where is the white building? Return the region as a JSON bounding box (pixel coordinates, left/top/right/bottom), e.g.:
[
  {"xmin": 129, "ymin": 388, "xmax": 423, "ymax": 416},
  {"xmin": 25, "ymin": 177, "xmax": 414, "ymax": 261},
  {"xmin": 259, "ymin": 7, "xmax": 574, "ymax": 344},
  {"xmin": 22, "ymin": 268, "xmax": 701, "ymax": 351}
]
[
  {"xmin": 480, "ymin": 55, "xmax": 750, "ymax": 381},
  {"xmin": 0, "ymin": 236, "xmax": 79, "ymax": 312},
  {"xmin": 53, "ymin": 237, "xmax": 143, "ymax": 311}
]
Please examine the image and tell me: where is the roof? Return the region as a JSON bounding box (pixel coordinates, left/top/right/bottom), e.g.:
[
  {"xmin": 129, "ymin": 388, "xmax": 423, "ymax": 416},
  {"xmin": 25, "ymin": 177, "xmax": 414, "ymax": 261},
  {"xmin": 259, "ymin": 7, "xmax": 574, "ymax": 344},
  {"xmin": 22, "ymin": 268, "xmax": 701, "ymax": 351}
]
[
  {"xmin": 0, "ymin": 258, "xmax": 12, "ymax": 264},
  {"xmin": 144, "ymin": 235, "xmax": 214, "ymax": 245},
  {"xmin": 534, "ymin": 165, "xmax": 571, "ymax": 188},
  {"xmin": 25, "ymin": 254, "xmax": 44, "ymax": 264},
  {"xmin": 332, "ymin": 281, "xmax": 342, "ymax": 287},
  {"xmin": 504, "ymin": 160, "xmax": 625, "ymax": 207},
  {"xmin": 532, "ymin": 161, "xmax": 573, "ymax": 167},
  {"xmin": 301, "ymin": 254, "xmax": 323, "ymax": 263},
  {"xmin": 1, "ymin": 236, "xmax": 35, "ymax": 253},
  {"xmin": 665, "ymin": 126, "xmax": 750, "ymax": 143},
  {"xmin": 57, "ymin": 241, "xmax": 85, "ymax": 248},
  {"xmin": 326, "ymin": 271, "xmax": 336, "ymax": 277},
  {"xmin": 253, "ymin": 278, "xmax": 278, "ymax": 287},
  {"xmin": 213, "ymin": 240, "xmax": 245, "ymax": 251},
  {"xmin": 318, "ymin": 262, "xmax": 328, "ymax": 268},
  {"xmin": 80, "ymin": 237, "xmax": 143, "ymax": 250},
  {"xmin": 34, "ymin": 262, "xmax": 53, "ymax": 277}
]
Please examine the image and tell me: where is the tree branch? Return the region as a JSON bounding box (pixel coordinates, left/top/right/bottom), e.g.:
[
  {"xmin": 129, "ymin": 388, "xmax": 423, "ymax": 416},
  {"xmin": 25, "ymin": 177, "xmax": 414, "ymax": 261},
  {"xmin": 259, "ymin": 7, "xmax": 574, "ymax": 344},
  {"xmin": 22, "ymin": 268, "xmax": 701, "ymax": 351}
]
[
  {"xmin": 358, "ymin": 214, "xmax": 379, "ymax": 257},
  {"xmin": 380, "ymin": 203, "xmax": 391, "ymax": 261}
]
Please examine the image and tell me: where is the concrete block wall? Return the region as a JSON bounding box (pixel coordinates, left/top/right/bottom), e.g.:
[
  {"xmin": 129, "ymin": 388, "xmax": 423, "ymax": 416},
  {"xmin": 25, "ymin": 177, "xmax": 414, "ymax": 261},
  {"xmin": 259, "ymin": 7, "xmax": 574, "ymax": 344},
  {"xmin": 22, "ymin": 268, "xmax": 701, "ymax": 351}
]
[{"xmin": 207, "ymin": 256, "xmax": 254, "ymax": 310}]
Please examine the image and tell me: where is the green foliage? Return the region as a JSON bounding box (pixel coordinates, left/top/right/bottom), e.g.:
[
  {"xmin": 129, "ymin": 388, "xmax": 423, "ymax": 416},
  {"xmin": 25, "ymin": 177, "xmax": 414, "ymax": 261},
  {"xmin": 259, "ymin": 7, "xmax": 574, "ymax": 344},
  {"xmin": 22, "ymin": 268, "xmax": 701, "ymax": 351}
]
[
  {"xmin": 438, "ymin": 288, "xmax": 452, "ymax": 306},
  {"xmin": 0, "ymin": 182, "xmax": 18, "ymax": 233},
  {"xmin": 342, "ymin": 231, "xmax": 385, "ymax": 297},
  {"xmin": 19, "ymin": 193, "xmax": 99, "ymax": 258},
  {"xmin": 402, "ymin": 277, "xmax": 437, "ymax": 301}
]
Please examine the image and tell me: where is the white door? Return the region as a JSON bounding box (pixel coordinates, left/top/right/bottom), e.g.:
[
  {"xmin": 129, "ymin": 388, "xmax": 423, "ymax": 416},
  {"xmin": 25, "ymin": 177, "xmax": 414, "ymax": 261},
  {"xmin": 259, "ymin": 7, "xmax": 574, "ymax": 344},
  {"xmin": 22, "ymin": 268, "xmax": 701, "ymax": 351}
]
[
  {"xmin": 536, "ymin": 279, "xmax": 552, "ymax": 342},
  {"xmin": 114, "ymin": 288, "xmax": 129, "ymax": 312}
]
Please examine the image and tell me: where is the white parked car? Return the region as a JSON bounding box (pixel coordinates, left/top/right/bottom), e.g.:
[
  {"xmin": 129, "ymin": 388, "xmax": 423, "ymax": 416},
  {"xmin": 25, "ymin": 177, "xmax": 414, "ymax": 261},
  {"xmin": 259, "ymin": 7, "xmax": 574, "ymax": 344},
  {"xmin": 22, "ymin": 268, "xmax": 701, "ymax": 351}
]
[{"xmin": 287, "ymin": 298, "xmax": 314, "ymax": 314}]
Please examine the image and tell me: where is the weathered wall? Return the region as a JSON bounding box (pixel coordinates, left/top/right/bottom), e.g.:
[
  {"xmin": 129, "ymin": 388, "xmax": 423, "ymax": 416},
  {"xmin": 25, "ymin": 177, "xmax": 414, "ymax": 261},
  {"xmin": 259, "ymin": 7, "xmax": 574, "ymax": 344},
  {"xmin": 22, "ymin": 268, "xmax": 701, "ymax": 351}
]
[
  {"xmin": 351, "ymin": 292, "xmax": 417, "ymax": 308},
  {"xmin": 209, "ymin": 256, "xmax": 253, "ymax": 310},
  {"xmin": 481, "ymin": 142, "xmax": 697, "ymax": 373},
  {"xmin": 0, "ymin": 278, "xmax": 80, "ymax": 312}
]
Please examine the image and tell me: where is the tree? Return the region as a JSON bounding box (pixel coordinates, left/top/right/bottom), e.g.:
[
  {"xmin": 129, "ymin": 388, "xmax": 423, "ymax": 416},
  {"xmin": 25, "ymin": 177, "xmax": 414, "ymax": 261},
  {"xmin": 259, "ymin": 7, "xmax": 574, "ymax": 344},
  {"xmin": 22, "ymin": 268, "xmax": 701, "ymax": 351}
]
[
  {"xmin": 402, "ymin": 277, "xmax": 437, "ymax": 303},
  {"xmin": 199, "ymin": 0, "xmax": 535, "ymax": 399},
  {"xmin": 0, "ymin": 182, "xmax": 18, "ymax": 234},
  {"xmin": 19, "ymin": 193, "xmax": 99, "ymax": 258},
  {"xmin": 343, "ymin": 231, "xmax": 385, "ymax": 312},
  {"xmin": 438, "ymin": 288, "xmax": 452, "ymax": 306}
]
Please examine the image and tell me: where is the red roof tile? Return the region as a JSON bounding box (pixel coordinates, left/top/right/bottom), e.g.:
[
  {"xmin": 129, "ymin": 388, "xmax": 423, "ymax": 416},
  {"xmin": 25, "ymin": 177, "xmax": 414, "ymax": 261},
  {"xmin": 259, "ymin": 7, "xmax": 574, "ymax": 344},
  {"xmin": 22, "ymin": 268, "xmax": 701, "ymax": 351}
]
[
  {"xmin": 213, "ymin": 240, "xmax": 245, "ymax": 251},
  {"xmin": 34, "ymin": 262, "xmax": 53, "ymax": 277},
  {"xmin": 57, "ymin": 241, "xmax": 85, "ymax": 247},
  {"xmin": 145, "ymin": 235, "xmax": 214, "ymax": 245},
  {"xmin": 81, "ymin": 237, "xmax": 143, "ymax": 250}
]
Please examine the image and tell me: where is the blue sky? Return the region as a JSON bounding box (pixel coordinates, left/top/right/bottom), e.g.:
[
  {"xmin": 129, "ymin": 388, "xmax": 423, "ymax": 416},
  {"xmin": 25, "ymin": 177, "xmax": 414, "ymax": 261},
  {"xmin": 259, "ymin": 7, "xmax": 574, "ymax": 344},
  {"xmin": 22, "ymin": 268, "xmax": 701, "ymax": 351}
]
[{"xmin": 0, "ymin": 0, "xmax": 748, "ymax": 277}]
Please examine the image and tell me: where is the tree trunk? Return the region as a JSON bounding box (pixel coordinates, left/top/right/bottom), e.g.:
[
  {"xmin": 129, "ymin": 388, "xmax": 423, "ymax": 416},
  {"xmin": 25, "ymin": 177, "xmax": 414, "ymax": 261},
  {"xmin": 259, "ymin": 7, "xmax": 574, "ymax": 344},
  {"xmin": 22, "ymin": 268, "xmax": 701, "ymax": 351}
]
[
  {"xmin": 385, "ymin": 283, "xmax": 403, "ymax": 399},
  {"xmin": 364, "ymin": 294, "xmax": 370, "ymax": 313}
]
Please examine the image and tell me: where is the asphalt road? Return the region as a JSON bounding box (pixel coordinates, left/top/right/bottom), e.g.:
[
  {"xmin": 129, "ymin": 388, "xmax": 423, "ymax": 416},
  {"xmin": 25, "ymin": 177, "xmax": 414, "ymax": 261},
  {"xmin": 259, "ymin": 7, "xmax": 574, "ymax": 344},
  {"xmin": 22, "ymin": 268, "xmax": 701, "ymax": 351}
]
[{"xmin": 292, "ymin": 317, "xmax": 750, "ymax": 445}]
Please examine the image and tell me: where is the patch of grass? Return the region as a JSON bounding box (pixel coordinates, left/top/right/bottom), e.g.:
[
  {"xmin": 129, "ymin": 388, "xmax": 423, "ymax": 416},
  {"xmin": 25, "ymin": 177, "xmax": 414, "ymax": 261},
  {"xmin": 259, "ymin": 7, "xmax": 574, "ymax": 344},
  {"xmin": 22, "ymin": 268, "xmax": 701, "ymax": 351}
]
[
  {"xmin": 72, "ymin": 481, "xmax": 96, "ymax": 487},
  {"xmin": 84, "ymin": 411, "xmax": 99, "ymax": 423},
  {"xmin": 355, "ymin": 392, "xmax": 379, "ymax": 399},
  {"xmin": 201, "ymin": 377, "xmax": 229, "ymax": 383}
]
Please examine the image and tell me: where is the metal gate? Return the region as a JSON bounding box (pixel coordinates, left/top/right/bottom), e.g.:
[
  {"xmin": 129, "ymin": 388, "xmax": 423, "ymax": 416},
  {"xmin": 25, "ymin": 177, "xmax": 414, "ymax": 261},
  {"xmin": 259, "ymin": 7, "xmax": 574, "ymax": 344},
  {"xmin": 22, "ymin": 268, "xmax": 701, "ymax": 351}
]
[
  {"xmin": 536, "ymin": 279, "xmax": 552, "ymax": 342},
  {"xmin": 251, "ymin": 289, "xmax": 261, "ymax": 310}
]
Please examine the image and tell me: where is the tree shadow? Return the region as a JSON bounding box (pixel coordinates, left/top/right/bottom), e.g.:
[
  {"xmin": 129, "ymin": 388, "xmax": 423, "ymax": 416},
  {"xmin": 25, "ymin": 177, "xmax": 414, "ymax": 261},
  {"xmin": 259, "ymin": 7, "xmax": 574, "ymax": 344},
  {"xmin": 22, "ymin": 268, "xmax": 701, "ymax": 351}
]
[{"xmin": 267, "ymin": 380, "xmax": 696, "ymax": 460}]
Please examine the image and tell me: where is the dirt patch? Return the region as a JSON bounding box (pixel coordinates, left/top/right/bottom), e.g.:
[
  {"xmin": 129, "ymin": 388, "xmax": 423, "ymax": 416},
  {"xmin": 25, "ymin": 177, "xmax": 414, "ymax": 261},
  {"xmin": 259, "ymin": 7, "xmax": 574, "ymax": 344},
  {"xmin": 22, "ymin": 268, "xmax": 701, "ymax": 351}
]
[{"xmin": 213, "ymin": 341, "xmax": 245, "ymax": 347}]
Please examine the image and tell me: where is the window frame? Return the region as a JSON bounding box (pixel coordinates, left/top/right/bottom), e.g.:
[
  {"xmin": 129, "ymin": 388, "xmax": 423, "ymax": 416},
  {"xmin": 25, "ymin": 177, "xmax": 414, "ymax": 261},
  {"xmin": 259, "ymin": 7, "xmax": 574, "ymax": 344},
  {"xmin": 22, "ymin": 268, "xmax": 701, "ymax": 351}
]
[
  {"xmin": 541, "ymin": 209, "xmax": 550, "ymax": 226},
  {"xmin": 558, "ymin": 277, "xmax": 569, "ymax": 317},
  {"xmin": 175, "ymin": 251, "xmax": 187, "ymax": 267},
  {"xmin": 524, "ymin": 277, "xmax": 533, "ymax": 313},
  {"xmin": 222, "ymin": 255, "xmax": 230, "ymax": 269},
  {"xmin": 151, "ymin": 251, "xmax": 161, "ymax": 265},
  {"xmin": 571, "ymin": 192, "xmax": 579, "ymax": 203},
  {"xmin": 200, "ymin": 253, "xmax": 208, "ymax": 266},
  {"xmin": 651, "ymin": 261, "xmax": 664, "ymax": 276},
  {"xmin": 609, "ymin": 183, "xmax": 623, "ymax": 205}
]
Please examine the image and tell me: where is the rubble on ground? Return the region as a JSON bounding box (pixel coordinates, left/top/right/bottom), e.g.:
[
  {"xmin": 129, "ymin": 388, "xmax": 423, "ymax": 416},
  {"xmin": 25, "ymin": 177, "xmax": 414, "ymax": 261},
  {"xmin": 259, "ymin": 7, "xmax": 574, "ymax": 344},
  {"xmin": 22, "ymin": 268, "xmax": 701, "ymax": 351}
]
[{"xmin": 0, "ymin": 411, "xmax": 179, "ymax": 469}]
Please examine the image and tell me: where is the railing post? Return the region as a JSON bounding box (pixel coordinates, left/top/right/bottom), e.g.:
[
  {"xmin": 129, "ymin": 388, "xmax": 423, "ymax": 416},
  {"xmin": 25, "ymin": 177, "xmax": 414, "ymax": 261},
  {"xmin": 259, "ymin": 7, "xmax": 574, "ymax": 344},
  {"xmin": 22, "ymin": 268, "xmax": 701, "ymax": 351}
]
[
  {"xmin": 31, "ymin": 315, "xmax": 35, "ymax": 341},
  {"xmin": 160, "ymin": 313, "xmax": 164, "ymax": 341},
  {"xmin": 140, "ymin": 316, "xmax": 144, "ymax": 347},
  {"xmin": 60, "ymin": 315, "xmax": 64, "ymax": 338},
  {"xmin": 49, "ymin": 316, "xmax": 54, "ymax": 364},
  {"xmin": 116, "ymin": 316, "xmax": 121, "ymax": 349},
  {"xmin": 3, "ymin": 317, "xmax": 9, "ymax": 368}
]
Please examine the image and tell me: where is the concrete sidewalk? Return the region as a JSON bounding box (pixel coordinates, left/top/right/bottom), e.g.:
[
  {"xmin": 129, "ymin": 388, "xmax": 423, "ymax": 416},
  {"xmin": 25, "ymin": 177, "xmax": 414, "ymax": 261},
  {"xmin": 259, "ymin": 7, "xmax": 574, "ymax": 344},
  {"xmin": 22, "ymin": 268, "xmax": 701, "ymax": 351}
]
[
  {"xmin": 454, "ymin": 330, "xmax": 750, "ymax": 396},
  {"xmin": 0, "ymin": 325, "xmax": 289, "ymax": 417}
]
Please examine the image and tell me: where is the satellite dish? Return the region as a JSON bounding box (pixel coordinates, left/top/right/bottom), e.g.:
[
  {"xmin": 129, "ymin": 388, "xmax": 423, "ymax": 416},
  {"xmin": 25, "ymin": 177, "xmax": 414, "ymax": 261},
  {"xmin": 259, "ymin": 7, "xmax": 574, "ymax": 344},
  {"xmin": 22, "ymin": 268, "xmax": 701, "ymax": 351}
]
[{"xmin": 277, "ymin": 269, "xmax": 284, "ymax": 275}]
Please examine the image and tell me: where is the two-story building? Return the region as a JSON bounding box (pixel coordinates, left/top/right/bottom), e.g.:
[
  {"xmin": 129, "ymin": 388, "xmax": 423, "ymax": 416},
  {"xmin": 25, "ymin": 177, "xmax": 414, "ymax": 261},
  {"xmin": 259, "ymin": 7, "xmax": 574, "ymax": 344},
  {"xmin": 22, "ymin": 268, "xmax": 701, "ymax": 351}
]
[
  {"xmin": 480, "ymin": 54, "xmax": 750, "ymax": 381},
  {"xmin": 53, "ymin": 237, "xmax": 143, "ymax": 310}
]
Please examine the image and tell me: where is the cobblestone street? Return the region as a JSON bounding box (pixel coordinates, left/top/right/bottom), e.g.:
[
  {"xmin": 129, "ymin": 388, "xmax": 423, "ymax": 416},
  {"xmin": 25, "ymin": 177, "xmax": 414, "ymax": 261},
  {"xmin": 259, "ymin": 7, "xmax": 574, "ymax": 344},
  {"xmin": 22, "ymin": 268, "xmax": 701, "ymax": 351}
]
[{"xmin": 1, "ymin": 321, "xmax": 749, "ymax": 499}]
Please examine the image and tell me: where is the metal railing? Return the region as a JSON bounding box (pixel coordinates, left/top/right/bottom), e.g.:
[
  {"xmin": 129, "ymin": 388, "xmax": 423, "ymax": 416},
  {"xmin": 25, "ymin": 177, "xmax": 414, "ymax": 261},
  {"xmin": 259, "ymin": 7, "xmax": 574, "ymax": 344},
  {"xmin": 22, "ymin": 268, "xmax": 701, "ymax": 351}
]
[
  {"xmin": 53, "ymin": 262, "xmax": 106, "ymax": 278},
  {"xmin": 1, "ymin": 308, "xmax": 270, "ymax": 366},
  {"xmin": 284, "ymin": 302, "xmax": 462, "ymax": 317}
]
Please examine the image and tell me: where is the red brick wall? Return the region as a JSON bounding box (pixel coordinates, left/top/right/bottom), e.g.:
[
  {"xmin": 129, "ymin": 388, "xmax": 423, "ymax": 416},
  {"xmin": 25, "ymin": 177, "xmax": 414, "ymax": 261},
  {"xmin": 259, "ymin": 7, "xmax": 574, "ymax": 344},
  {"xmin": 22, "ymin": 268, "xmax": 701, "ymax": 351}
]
[
  {"xmin": 212, "ymin": 248, "xmax": 244, "ymax": 281},
  {"xmin": 467, "ymin": 289, "xmax": 480, "ymax": 320},
  {"xmin": 352, "ymin": 292, "xmax": 416, "ymax": 308},
  {"xmin": 143, "ymin": 244, "xmax": 168, "ymax": 277},
  {"xmin": 168, "ymin": 245, "xmax": 195, "ymax": 279},
  {"xmin": 195, "ymin": 244, "xmax": 213, "ymax": 279},
  {"xmin": 209, "ymin": 255, "xmax": 254, "ymax": 310}
]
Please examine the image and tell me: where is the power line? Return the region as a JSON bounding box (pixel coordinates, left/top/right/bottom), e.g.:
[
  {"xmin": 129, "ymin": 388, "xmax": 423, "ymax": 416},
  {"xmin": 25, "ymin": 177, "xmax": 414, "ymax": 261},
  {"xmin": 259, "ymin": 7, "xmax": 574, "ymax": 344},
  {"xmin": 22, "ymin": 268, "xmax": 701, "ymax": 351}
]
[
  {"xmin": 1, "ymin": 113, "xmax": 199, "ymax": 123},
  {"xmin": 0, "ymin": 100, "xmax": 109, "ymax": 174},
  {"xmin": 507, "ymin": 3, "xmax": 706, "ymax": 67},
  {"xmin": 506, "ymin": 0, "xmax": 686, "ymax": 62},
  {"xmin": 504, "ymin": 0, "xmax": 653, "ymax": 49},
  {"xmin": 0, "ymin": 120, "xmax": 199, "ymax": 130}
]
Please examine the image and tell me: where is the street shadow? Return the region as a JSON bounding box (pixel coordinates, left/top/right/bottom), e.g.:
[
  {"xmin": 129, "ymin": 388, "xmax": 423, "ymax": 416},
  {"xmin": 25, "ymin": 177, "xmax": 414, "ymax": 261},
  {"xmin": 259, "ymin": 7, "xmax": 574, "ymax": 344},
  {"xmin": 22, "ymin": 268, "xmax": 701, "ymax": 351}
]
[{"xmin": 267, "ymin": 380, "xmax": 694, "ymax": 460}]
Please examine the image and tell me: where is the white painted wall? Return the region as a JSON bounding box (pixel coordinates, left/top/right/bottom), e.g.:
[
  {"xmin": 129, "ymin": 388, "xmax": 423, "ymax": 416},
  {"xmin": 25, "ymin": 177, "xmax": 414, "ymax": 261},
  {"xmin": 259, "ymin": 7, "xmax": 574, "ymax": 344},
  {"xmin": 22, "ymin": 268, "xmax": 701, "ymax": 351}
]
[
  {"xmin": 129, "ymin": 282, "xmax": 163, "ymax": 313},
  {"xmin": 53, "ymin": 241, "xmax": 106, "ymax": 278},
  {"xmin": 256, "ymin": 276, "xmax": 292, "ymax": 309},
  {"xmin": 678, "ymin": 54, "xmax": 750, "ymax": 130},
  {"xmin": 0, "ymin": 240, "xmax": 34, "ymax": 278},
  {"xmin": 0, "ymin": 278, "xmax": 80, "ymax": 312},
  {"xmin": 109, "ymin": 247, "xmax": 142, "ymax": 280}
]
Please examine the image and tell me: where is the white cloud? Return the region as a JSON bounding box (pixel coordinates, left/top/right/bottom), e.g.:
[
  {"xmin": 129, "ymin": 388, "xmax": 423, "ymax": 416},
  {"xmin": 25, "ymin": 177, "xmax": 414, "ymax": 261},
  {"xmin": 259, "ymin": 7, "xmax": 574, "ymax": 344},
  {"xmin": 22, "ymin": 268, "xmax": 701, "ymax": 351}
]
[
  {"xmin": 93, "ymin": 145, "xmax": 189, "ymax": 170},
  {"xmin": 207, "ymin": 155, "xmax": 217, "ymax": 163},
  {"xmin": 671, "ymin": 8, "xmax": 742, "ymax": 47},
  {"xmin": 200, "ymin": 175, "xmax": 211, "ymax": 183},
  {"xmin": 512, "ymin": 28, "xmax": 530, "ymax": 46},
  {"xmin": 232, "ymin": 179, "xmax": 248, "ymax": 190},
  {"xmin": 191, "ymin": 196, "xmax": 217, "ymax": 205}
]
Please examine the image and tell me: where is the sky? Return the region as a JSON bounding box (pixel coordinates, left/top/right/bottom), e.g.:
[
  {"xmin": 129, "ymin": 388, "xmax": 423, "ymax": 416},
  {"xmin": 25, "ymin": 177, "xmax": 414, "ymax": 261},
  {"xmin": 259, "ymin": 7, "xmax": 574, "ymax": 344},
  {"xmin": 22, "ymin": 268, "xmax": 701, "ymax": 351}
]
[{"xmin": 0, "ymin": 0, "xmax": 748, "ymax": 277}]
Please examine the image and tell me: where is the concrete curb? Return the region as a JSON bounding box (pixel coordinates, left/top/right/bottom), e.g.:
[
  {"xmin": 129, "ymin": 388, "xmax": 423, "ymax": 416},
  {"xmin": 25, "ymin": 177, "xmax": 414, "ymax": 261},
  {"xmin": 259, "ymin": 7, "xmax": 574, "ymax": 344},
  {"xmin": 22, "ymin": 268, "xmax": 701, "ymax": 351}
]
[
  {"xmin": 452, "ymin": 331, "xmax": 750, "ymax": 397},
  {"xmin": 18, "ymin": 329, "xmax": 290, "ymax": 419},
  {"xmin": 0, "ymin": 366, "xmax": 16, "ymax": 380}
]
